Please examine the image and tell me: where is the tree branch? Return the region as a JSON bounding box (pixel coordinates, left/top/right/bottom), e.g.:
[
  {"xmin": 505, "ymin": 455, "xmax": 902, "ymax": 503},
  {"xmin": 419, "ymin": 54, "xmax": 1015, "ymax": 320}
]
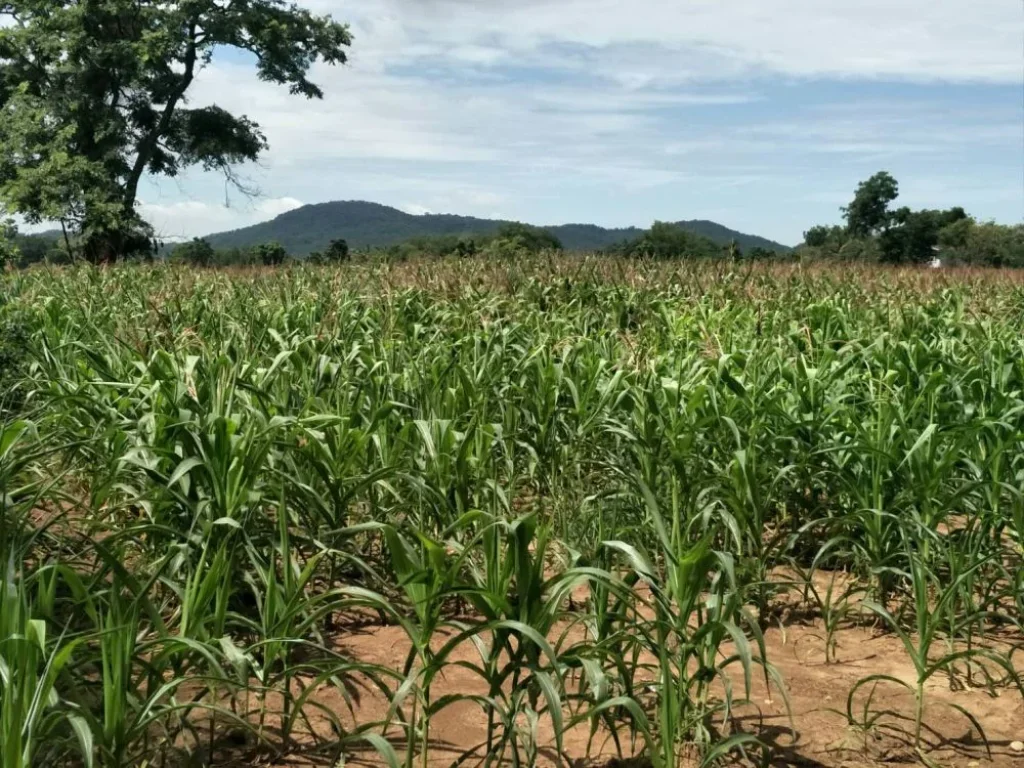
[{"xmin": 122, "ymin": 21, "xmax": 199, "ymax": 214}]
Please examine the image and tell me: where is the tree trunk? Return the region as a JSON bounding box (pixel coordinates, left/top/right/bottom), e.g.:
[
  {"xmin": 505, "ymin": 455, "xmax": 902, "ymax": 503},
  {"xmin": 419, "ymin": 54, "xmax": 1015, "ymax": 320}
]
[
  {"xmin": 82, "ymin": 229, "xmax": 122, "ymax": 265},
  {"xmin": 82, "ymin": 221, "xmax": 155, "ymax": 265}
]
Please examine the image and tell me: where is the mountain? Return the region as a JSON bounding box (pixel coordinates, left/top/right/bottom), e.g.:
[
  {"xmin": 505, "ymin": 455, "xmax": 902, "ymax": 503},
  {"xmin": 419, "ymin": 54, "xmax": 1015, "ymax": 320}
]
[{"xmin": 202, "ymin": 201, "xmax": 791, "ymax": 254}]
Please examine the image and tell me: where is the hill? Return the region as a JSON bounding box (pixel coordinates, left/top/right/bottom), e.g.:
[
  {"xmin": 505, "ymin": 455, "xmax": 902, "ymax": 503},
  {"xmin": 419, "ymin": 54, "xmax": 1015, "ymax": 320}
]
[{"xmin": 202, "ymin": 201, "xmax": 791, "ymax": 254}]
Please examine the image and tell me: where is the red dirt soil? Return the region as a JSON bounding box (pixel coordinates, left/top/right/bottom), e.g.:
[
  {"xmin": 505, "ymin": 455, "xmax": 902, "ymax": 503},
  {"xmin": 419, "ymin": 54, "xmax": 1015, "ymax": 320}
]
[{"xmin": 228, "ymin": 611, "xmax": 1023, "ymax": 768}]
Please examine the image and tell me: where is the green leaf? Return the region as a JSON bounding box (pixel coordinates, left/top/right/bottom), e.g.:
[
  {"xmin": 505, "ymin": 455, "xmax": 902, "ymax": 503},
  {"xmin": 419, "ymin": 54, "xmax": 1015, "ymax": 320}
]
[{"xmin": 167, "ymin": 456, "xmax": 203, "ymax": 489}]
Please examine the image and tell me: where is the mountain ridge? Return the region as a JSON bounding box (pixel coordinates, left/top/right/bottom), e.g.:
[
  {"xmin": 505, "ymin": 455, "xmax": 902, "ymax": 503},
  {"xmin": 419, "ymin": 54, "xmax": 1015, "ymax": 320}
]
[{"xmin": 202, "ymin": 200, "xmax": 792, "ymax": 254}]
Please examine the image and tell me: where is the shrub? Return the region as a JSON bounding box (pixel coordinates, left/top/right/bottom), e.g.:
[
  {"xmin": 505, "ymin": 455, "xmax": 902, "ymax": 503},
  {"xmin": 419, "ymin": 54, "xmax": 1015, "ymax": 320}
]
[
  {"xmin": 252, "ymin": 241, "xmax": 288, "ymax": 266},
  {"xmin": 0, "ymin": 316, "xmax": 29, "ymax": 413},
  {"xmin": 939, "ymin": 221, "xmax": 1024, "ymax": 268},
  {"xmin": 494, "ymin": 223, "xmax": 562, "ymax": 253},
  {"xmin": 323, "ymin": 238, "xmax": 350, "ymax": 263},
  {"xmin": 619, "ymin": 221, "xmax": 720, "ymax": 260},
  {"xmin": 0, "ymin": 220, "xmax": 20, "ymax": 269},
  {"xmin": 170, "ymin": 238, "xmax": 216, "ymax": 267}
]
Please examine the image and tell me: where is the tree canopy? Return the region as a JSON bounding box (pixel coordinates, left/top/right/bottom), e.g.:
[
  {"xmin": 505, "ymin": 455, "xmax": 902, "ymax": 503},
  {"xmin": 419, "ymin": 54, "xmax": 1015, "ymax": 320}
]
[
  {"xmin": 803, "ymin": 224, "xmax": 847, "ymax": 249},
  {"xmin": 170, "ymin": 237, "xmax": 216, "ymax": 267},
  {"xmin": 494, "ymin": 223, "xmax": 563, "ymax": 253},
  {"xmin": 801, "ymin": 172, "xmax": 1022, "ymax": 268},
  {"xmin": 323, "ymin": 238, "xmax": 351, "ymax": 262},
  {"xmin": 842, "ymin": 171, "xmax": 899, "ymax": 237},
  {"xmin": 879, "ymin": 206, "xmax": 968, "ymax": 264},
  {"xmin": 937, "ymin": 220, "xmax": 1024, "ymax": 268},
  {"xmin": 253, "ymin": 241, "xmax": 287, "ymax": 266},
  {"xmin": 198, "ymin": 201, "xmax": 790, "ymax": 255},
  {"xmin": 614, "ymin": 221, "xmax": 722, "ymax": 260},
  {"xmin": 0, "ymin": 0, "xmax": 352, "ymax": 262}
]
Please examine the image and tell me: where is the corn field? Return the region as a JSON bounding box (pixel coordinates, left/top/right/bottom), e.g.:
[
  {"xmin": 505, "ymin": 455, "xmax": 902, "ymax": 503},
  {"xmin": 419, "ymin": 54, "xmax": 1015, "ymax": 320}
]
[{"xmin": 1, "ymin": 258, "xmax": 1023, "ymax": 767}]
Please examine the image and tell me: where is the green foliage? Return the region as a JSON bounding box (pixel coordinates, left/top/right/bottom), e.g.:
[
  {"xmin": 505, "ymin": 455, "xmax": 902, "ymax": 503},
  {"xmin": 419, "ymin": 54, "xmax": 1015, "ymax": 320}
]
[
  {"xmin": 939, "ymin": 220, "xmax": 1024, "ymax": 268},
  {"xmin": 167, "ymin": 240, "xmax": 300, "ymax": 267},
  {"xmin": 937, "ymin": 217, "xmax": 974, "ymax": 250},
  {"xmin": 746, "ymin": 245, "xmax": 780, "ymax": 260},
  {"xmin": 879, "ymin": 206, "xmax": 968, "ymax": 264},
  {"xmin": 802, "ymin": 226, "xmax": 830, "ymax": 248},
  {"xmin": 252, "ymin": 241, "xmax": 288, "ymax": 266},
  {"xmin": 494, "ymin": 222, "xmax": 563, "ymax": 252},
  {"xmin": 842, "ymin": 171, "xmax": 899, "ymax": 237},
  {"xmin": 0, "ymin": 0, "xmax": 352, "ymax": 261},
  {"xmin": 0, "ymin": 318, "xmax": 29, "ymax": 414},
  {"xmin": 835, "ymin": 236, "xmax": 882, "ymax": 262},
  {"xmin": 0, "ymin": 561, "xmax": 92, "ymax": 768},
  {"xmin": 0, "ymin": 220, "xmax": 18, "ymax": 269},
  {"xmin": 803, "ymin": 224, "xmax": 848, "ymax": 250},
  {"xmin": 323, "ymin": 238, "xmax": 350, "ymax": 263},
  {"xmin": 211, "ymin": 246, "xmax": 258, "ymax": 267},
  {"xmin": 478, "ymin": 237, "xmax": 527, "ymax": 261},
  {"xmin": 615, "ymin": 221, "xmax": 721, "ymax": 259},
  {"xmin": 381, "ymin": 233, "xmax": 473, "ymax": 261},
  {"xmin": 804, "ymin": 172, "xmax": 1019, "ymax": 268},
  {"xmin": 382, "ymin": 226, "xmax": 559, "ymax": 262},
  {"xmin": 301, "ymin": 237, "xmax": 349, "ymax": 264},
  {"xmin": 10, "ymin": 232, "xmax": 69, "ymax": 267},
  {"xmin": 204, "ymin": 201, "xmax": 792, "ymax": 255},
  {"xmin": 169, "ymin": 237, "xmax": 215, "ymax": 268},
  {"xmin": 0, "ymin": 261, "xmax": 1022, "ymax": 767}
]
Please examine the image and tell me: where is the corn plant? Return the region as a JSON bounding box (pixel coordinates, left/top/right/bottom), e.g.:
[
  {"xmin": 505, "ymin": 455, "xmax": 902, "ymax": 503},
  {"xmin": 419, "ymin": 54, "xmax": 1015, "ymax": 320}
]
[
  {"xmin": 0, "ymin": 559, "xmax": 91, "ymax": 768},
  {"xmin": 849, "ymin": 523, "xmax": 1024, "ymax": 755},
  {"xmin": 601, "ymin": 482, "xmax": 787, "ymax": 767},
  {"xmin": 1, "ymin": 261, "xmax": 1023, "ymax": 767}
]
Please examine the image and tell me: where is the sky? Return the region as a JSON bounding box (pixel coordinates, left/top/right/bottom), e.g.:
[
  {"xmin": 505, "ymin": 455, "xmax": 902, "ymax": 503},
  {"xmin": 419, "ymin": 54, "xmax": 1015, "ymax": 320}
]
[{"xmin": 136, "ymin": 0, "xmax": 1024, "ymax": 246}]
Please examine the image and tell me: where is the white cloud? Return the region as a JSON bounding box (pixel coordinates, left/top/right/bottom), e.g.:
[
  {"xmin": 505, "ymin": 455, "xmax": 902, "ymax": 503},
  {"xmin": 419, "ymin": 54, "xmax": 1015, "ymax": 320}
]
[
  {"xmin": 320, "ymin": 0, "xmax": 1021, "ymax": 83},
  {"xmin": 447, "ymin": 45, "xmax": 507, "ymax": 65},
  {"xmin": 400, "ymin": 203, "xmax": 433, "ymax": 215},
  {"xmin": 131, "ymin": 0, "xmax": 1021, "ymax": 243},
  {"xmin": 138, "ymin": 197, "xmax": 303, "ymax": 241},
  {"xmin": 6, "ymin": 0, "xmax": 1020, "ymax": 246},
  {"xmin": 256, "ymin": 197, "xmax": 305, "ymax": 217}
]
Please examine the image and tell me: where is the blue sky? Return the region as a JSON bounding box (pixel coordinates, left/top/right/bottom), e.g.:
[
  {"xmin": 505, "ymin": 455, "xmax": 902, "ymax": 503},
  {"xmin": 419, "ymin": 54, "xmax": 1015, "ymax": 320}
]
[{"xmin": 138, "ymin": 0, "xmax": 1024, "ymax": 246}]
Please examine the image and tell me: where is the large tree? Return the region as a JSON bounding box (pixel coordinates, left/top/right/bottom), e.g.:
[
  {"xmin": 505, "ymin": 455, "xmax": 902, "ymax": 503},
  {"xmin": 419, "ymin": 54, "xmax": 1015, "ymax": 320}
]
[
  {"xmin": 170, "ymin": 236, "xmax": 216, "ymax": 267},
  {"xmin": 494, "ymin": 222, "xmax": 563, "ymax": 253},
  {"xmin": 842, "ymin": 171, "xmax": 899, "ymax": 238},
  {"xmin": 622, "ymin": 221, "xmax": 719, "ymax": 260},
  {"xmin": 0, "ymin": 1, "xmax": 351, "ymax": 262},
  {"xmin": 878, "ymin": 206, "xmax": 968, "ymax": 264}
]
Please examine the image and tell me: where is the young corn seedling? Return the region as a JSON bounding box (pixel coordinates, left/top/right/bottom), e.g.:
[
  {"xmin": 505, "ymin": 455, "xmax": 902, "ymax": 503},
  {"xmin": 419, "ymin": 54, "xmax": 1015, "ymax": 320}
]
[
  {"xmin": 455, "ymin": 512, "xmax": 593, "ymax": 768},
  {"xmin": 0, "ymin": 558, "xmax": 92, "ymax": 768},
  {"xmin": 602, "ymin": 481, "xmax": 787, "ymax": 768},
  {"xmin": 850, "ymin": 522, "xmax": 1023, "ymax": 758},
  {"xmin": 786, "ymin": 554, "xmax": 865, "ymax": 664}
]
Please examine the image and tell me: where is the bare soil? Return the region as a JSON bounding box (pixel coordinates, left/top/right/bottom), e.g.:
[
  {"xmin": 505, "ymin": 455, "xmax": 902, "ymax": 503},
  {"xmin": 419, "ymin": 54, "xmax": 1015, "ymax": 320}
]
[{"xmin": 235, "ymin": 608, "xmax": 1024, "ymax": 768}]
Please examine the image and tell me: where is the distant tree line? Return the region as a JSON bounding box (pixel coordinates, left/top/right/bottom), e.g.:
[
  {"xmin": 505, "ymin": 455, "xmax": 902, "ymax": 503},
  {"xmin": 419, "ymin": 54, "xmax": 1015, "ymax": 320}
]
[
  {"xmin": 0, "ymin": 218, "xmax": 779, "ymax": 269},
  {"xmin": 604, "ymin": 221, "xmax": 777, "ymax": 261},
  {"xmin": 166, "ymin": 237, "xmax": 351, "ymax": 267},
  {"xmin": 373, "ymin": 221, "xmax": 778, "ymax": 262},
  {"xmin": 366, "ymin": 221, "xmax": 778, "ymax": 262},
  {"xmin": 800, "ymin": 172, "xmax": 1024, "ymax": 267},
  {"xmin": 5, "ymin": 173, "xmax": 1020, "ymax": 270},
  {"xmin": 155, "ymin": 223, "xmax": 563, "ymax": 267},
  {"xmin": 374, "ymin": 223, "xmax": 564, "ymax": 261},
  {"xmin": 0, "ymin": 226, "xmax": 74, "ymax": 269}
]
